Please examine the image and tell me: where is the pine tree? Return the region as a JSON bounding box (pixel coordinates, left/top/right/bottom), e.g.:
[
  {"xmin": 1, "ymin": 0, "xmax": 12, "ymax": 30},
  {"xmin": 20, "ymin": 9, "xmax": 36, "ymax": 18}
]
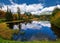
[
  {"xmin": 5, "ymin": 6, "xmax": 13, "ymax": 21},
  {"xmin": 17, "ymin": 7, "xmax": 21, "ymax": 30},
  {"xmin": 17, "ymin": 7, "xmax": 20, "ymax": 20}
]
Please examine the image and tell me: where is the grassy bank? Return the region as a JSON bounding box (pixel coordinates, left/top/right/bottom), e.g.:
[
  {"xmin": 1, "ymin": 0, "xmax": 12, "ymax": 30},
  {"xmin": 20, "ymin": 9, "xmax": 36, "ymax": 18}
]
[{"xmin": 0, "ymin": 38, "xmax": 60, "ymax": 43}]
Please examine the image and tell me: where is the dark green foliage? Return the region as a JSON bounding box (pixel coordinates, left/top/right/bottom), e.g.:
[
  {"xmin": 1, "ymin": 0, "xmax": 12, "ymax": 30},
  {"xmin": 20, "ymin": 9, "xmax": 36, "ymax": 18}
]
[
  {"xmin": 17, "ymin": 7, "xmax": 20, "ymax": 20},
  {"xmin": 51, "ymin": 24, "xmax": 60, "ymax": 38},
  {"xmin": 5, "ymin": 10, "xmax": 13, "ymax": 21},
  {"xmin": 50, "ymin": 7, "xmax": 60, "ymax": 38},
  {"xmin": 5, "ymin": 6, "xmax": 13, "ymax": 21},
  {"xmin": 24, "ymin": 12, "xmax": 32, "ymax": 16},
  {"xmin": 34, "ymin": 15, "xmax": 40, "ymax": 18},
  {"xmin": 50, "ymin": 7, "xmax": 60, "ymax": 27},
  {"xmin": 51, "ymin": 7, "xmax": 60, "ymax": 16}
]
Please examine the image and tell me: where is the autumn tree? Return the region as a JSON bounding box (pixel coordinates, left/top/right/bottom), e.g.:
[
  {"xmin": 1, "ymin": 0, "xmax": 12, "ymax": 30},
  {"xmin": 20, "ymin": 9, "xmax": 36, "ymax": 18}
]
[
  {"xmin": 24, "ymin": 12, "xmax": 32, "ymax": 23},
  {"xmin": 0, "ymin": 10, "xmax": 6, "ymax": 18},
  {"xmin": 13, "ymin": 14, "xmax": 18, "ymax": 20},
  {"xmin": 50, "ymin": 7, "xmax": 60, "ymax": 38},
  {"xmin": 51, "ymin": 7, "xmax": 60, "ymax": 16}
]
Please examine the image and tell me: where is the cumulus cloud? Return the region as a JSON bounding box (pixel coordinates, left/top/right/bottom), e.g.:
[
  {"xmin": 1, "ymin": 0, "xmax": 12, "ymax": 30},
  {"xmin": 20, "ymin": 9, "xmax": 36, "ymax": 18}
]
[
  {"xmin": 41, "ymin": 6, "xmax": 55, "ymax": 12},
  {"xmin": 26, "ymin": 4, "xmax": 43, "ymax": 12},
  {"xmin": 1, "ymin": 3, "xmax": 43, "ymax": 14},
  {"xmin": 40, "ymin": 5, "xmax": 60, "ymax": 13},
  {"xmin": 1, "ymin": 3, "xmax": 60, "ymax": 15}
]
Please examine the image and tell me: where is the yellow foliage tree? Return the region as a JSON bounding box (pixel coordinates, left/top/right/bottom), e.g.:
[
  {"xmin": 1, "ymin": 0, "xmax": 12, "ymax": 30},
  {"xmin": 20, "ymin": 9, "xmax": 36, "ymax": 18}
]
[
  {"xmin": 50, "ymin": 7, "xmax": 60, "ymax": 38},
  {"xmin": 0, "ymin": 23, "xmax": 14, "ymax": 40}
]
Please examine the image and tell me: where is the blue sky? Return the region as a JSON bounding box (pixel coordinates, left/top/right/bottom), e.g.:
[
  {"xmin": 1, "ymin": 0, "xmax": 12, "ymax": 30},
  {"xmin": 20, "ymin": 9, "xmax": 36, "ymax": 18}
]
[
  {"xmin": 0, "ymin": 0, "xmax": 60, "ymax": 14},
  {"xmin": 12, "ymin": 0, "xmax": 60, "ymax": 7},
  {"xmin": 0, "ymin": 0, "xmax": 60, "ymax": 7}
]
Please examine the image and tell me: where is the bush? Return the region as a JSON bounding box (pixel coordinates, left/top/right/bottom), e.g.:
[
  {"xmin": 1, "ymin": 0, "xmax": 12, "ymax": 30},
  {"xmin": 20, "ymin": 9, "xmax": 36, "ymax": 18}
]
[
  {"xmin": 0, "ymin": 23, "xmax": 14, "ymax": 40},
  {"xmin": 51, "ymin": 10, "xmax": 60, "ymax": 28},
  {"xmin": 50, "ymin": 7, "xmax": 60, "ymax": 38}
]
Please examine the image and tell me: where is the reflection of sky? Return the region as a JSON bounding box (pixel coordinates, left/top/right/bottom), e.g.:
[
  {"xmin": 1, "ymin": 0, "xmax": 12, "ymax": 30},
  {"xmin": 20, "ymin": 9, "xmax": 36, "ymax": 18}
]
[
  {"xmin": 21, "ymin": 21, "xmax": 51, "ymax": 30},
  {"xmin": 13, "ymin": 21, "xmax": 57, "ymax": 41}
]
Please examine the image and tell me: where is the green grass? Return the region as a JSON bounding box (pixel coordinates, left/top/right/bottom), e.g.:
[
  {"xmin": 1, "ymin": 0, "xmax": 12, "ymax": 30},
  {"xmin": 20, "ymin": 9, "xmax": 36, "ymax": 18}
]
[
  {"xmin": 0, "ymin": 19, "xmax": 5, "ymax": 23},
  {"xmin": 0, "ymin": 38, "xmax": 60, "ymax": 43}
]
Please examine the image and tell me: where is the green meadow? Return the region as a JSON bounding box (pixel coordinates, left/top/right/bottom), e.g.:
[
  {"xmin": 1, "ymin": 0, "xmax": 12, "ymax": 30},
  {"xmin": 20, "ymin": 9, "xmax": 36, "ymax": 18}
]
[{"xmin": 0, "ymin": 38, "xmax": 60, "ymax": 43}]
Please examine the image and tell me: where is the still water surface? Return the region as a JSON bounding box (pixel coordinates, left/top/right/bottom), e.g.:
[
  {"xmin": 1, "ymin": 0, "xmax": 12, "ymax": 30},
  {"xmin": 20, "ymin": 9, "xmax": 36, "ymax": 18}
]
[{"xmin": 13, "ymin": 21, "xmax": 57, "ymax": 41}]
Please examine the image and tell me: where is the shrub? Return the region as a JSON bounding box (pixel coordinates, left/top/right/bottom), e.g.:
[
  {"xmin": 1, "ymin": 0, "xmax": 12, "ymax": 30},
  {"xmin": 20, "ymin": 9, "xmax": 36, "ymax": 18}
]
[
  {"xmin": 50, "ymin": 8, "xmax": 60, "ymax": 28},
  {"xmin": 50, "ymin": 7, "xmax": 60, "ymax": 38},
  {"xmin": 0, "ymin": 23, "xmax": 14, "ymax": 40}
]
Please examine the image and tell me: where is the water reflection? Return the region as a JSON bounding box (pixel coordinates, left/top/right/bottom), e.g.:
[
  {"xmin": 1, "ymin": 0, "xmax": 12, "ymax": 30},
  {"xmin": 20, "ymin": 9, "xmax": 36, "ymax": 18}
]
[{"xmin": 13, "ymin": 21, "xmax": 57, "ymax": 41}]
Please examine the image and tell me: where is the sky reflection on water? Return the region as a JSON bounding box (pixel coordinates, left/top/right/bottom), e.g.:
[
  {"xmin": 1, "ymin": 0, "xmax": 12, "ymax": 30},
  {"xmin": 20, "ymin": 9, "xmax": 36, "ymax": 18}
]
[{"xmin": 13, "ymin": 21, "xmax": 57, "ymax": 41}]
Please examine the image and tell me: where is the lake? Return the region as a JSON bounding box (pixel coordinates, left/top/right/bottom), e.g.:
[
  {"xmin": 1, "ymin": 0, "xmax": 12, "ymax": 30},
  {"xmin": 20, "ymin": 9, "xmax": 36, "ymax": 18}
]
[{"xmin": 13, "ymin": 21, "xmax": 57, "ymax": 41}]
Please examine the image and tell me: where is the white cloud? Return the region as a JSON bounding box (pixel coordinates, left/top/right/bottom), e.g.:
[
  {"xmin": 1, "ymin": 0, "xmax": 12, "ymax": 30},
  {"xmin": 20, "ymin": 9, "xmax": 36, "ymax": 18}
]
[
  {"xmin": 9, "ymin": 0, "xmax": 16, "ymax": 4},
  {"xmin": 41, "ymin": 6, "xmax": 56, "ymax": 12},
  {"xmin": 56, "ymin": 5, "xmax": 60, "ymax": 8},
  {"xmin": 1, "ymin": 3, "xmax": 43, "ymax": 14},
  {"xmin": 2, "ymin": 5, "xmax": 7, "ymax": 11},
  {"xmin": 1, "ymin": 3, "xmax": 60, "ymax": 15},
  {"xmin": 31, "ymin": 11, "xmax": 41, "ymax": 15},
  {"xmin": 40, "ymin": 5, "xmax": 60, "ymax": 14},
  {"xmin": 26, "ymin": 4, "xmax": 43, "ymax": 12},
  {"xmin": 31, "ymin": 5, "xmax": 56, "ymax": 15}
]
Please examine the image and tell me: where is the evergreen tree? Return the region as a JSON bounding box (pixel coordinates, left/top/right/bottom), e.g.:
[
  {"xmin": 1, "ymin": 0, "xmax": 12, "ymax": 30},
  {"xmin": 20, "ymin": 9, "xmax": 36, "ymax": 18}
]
[
  {"xmin": 5, "ymin": 7, "xmax": 13, "ymax": 21},
  {"xmin": 52, "ymin": 7, "xmax": 60, "ymax": 16},
  {"xmin": 17, "ymin": 7, "xmax": 20, "ymax": 20},
  {"xmin": 24, "ymin": 12, "xmax": 32, "ymax": 16},
  {"xmin": 17, "ymin": 7, "xmax": 21, "ymax": 30}
]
